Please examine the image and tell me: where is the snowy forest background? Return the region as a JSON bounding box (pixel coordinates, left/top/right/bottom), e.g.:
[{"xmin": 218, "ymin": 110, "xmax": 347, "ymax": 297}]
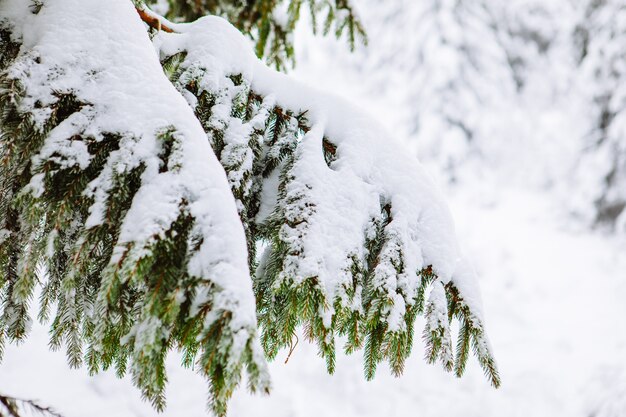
[{"xmin": 2, "ymin": 0, "xmax": 626, "ymax": 416}]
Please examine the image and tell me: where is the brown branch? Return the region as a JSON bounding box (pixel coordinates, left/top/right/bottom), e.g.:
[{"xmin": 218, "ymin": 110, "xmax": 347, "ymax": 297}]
[
  {"xmin": 284, "ymin": 333, "xmax": 299, "ymax": 364},
  {"xmin": 0, "ymin": 395, "xmax": 63, "ymax": 417},
  {"xmin": 135, "ymin": 7, "xmax": 175, "ymax": 33}
]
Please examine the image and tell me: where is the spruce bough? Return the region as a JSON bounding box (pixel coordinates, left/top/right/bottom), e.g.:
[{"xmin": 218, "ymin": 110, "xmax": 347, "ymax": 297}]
[{"xmin": 0, "ymin": 0, "xmax": 499, "ymax": 415}]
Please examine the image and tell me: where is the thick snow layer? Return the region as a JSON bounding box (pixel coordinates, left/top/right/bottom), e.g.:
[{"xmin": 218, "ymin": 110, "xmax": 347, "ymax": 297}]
[{"xmin": 155, "ymin": 16, "xmax": 485, "ymax": 325}]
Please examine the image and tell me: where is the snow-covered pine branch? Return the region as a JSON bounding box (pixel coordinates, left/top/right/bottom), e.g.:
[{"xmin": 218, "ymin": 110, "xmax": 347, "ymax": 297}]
[
  {"xmin": 0, "ymin": 1, "xmax": 268, "ymax": 414},
  {"xmin": 0, "ymin": 0, "xmax": 498, "ymax": 415}
]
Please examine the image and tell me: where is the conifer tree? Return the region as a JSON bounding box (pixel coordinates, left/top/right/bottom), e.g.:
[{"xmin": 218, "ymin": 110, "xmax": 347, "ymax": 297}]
[{"xmin": 0, "ymin": 0, "xmax": 499, "ymax": 415}]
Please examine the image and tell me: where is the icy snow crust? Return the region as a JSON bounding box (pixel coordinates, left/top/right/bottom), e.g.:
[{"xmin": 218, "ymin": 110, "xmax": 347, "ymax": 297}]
[{"xmin": 156, "ymin": 17, "xmax": 487, "ymax": 324}]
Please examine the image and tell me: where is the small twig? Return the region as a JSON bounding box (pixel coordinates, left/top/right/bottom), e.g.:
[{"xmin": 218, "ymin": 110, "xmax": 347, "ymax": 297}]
[
  {"xmin": 284, "ymin": 333, "xmax": 299, "ymax": 364},
  {"xmin": 135, "ymin": 6, "xmax": 175, "ymax": 33},
  {"xmin": 0, "ymin": 396, "xmax": 20, "ymax": 417},
  {"xmin": 0, "ymin": 395, "xmax": 63, "ymax": 417}
]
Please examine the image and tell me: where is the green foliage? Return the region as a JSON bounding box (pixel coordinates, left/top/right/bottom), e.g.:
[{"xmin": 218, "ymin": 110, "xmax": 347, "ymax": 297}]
[
  {"xmin": 161, "ymin": 41, "xmax": 501, "ymax": 389},
  {"xmin": 144, "ymin": 0, "xmax": 367, "ymax": 71},
  {"xmin": 445, "ymin": 283, "xmax": 500, "ymax": 385},
  {"xmin": 0, "ymin": 29, "xmax": 19, "ymax": 70}
]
